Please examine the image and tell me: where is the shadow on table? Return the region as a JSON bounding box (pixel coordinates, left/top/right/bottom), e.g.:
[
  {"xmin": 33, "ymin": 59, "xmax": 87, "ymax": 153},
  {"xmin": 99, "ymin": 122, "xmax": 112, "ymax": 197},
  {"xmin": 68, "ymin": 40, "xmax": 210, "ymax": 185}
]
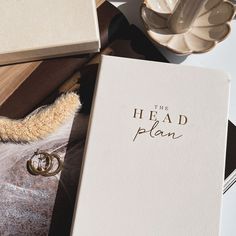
[{"xmin": 48, "ymin": 113, "xmax": 89, "ymax": 236}]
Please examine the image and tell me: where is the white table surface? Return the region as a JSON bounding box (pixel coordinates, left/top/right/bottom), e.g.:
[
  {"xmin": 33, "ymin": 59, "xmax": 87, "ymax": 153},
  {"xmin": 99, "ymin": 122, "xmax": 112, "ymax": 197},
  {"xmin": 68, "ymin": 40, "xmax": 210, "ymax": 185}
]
[
  {"xmin": 109, "ymin": 1, "xmax": 236, "ymax": 235},
  {"xmin": 221, "ymin": 183, "xmax": 236, "ymax": 235}
]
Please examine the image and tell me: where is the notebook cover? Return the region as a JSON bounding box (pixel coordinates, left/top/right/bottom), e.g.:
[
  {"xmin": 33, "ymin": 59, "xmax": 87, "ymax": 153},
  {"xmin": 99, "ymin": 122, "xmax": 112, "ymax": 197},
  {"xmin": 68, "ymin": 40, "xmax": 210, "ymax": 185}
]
[
  {"xmin": 72, "ymin": 55, "xmax": 230, "ymax": 236},
  {"xmin": 0, "ymin": 0, "xmax": 100, "ymax": 65}
]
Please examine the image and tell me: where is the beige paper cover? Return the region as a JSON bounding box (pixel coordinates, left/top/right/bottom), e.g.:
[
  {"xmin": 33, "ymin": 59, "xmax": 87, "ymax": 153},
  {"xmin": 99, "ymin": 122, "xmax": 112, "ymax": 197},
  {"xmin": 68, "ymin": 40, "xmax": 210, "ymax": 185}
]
[
  {"xmin": 72, "ymin": 56, "xmax": 230, "ymax": 236},
  {"xmin": 0, "ymin": 0, "xmax": 100, "ymax": 65}
]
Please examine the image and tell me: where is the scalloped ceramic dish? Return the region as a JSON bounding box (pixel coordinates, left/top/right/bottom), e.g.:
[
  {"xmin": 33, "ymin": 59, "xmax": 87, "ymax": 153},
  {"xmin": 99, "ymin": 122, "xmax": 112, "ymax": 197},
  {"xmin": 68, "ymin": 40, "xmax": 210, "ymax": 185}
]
[{"xmin": 141, "ymin": 0, "xmax": 235, "ymax": 54}]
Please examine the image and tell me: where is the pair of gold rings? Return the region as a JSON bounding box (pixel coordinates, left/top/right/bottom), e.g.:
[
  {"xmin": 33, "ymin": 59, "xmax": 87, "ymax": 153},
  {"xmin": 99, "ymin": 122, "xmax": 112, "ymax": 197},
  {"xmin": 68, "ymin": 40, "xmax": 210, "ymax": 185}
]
[{"xmin": 27, "ymin": 150, "xmax": 63, "ymax": 177}]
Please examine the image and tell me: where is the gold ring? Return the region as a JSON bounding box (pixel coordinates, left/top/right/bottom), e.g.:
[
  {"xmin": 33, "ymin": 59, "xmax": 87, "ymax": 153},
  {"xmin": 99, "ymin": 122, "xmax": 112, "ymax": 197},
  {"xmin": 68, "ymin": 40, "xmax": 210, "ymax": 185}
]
[
  {"xmin": 41, "ymin": 153, "xmax": 63, "ymax": 177},
  {"xmin": 27, "ymin": 150, "xmax": 63, "ymax": 177}
]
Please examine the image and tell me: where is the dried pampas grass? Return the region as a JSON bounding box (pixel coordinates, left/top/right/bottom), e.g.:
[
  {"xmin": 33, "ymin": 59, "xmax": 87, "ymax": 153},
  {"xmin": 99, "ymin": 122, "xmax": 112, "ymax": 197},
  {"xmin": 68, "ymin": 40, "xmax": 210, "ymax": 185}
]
[{"xmin": 0, "ymin": 92, "xmax": 80, "ymax": 143}]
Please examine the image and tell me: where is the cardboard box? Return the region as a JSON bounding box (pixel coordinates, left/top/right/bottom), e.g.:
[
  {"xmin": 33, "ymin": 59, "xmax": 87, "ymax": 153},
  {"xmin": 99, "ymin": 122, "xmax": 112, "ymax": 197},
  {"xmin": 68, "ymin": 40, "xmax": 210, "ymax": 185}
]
[
  {"xmin": 71, "ymin": 56, "xmax": 230, "ymax": 236},
  {"xmin": 0, "ymin": 0, "xmax": 100, "ymax": 65}
]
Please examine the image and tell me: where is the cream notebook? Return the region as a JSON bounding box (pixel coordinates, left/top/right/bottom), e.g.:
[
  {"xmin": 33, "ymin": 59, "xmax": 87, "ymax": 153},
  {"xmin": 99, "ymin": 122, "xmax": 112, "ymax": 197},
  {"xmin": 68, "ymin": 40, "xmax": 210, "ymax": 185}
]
[
  {"xmin": 71, "ymin": 56, "xmax": 230, "ymax": 236},
  {"xmin": 0, "ymin": 0, "xmax": 100, "ymax": 65}
]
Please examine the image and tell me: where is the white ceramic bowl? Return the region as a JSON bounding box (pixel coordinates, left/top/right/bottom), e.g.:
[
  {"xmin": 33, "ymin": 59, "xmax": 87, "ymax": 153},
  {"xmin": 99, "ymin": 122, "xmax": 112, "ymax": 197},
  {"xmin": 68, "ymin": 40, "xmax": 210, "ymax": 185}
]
[{"xmin": 141, "ymin": 0, "xmax": 235, "ymax": 54}]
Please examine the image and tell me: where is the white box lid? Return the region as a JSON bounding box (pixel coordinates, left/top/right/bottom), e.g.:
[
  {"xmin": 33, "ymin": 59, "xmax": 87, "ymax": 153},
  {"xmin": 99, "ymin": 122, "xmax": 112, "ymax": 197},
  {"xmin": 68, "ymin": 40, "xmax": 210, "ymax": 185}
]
[{"xmin": 0, "ymin": 0, "xmax": 100, "ymax": 65}]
